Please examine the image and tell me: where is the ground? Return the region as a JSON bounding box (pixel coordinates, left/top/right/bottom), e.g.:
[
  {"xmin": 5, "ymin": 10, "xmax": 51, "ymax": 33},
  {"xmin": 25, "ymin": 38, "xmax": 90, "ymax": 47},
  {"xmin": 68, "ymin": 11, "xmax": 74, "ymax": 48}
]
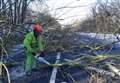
[{"xmin": 1, "ymin": 33, "xmax": 120, "ymax": 83}]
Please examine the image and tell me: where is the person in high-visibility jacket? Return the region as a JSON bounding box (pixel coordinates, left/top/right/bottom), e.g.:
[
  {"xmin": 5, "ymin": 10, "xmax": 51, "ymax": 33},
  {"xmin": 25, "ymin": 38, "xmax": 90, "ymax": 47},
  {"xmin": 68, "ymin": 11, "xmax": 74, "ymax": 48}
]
[{"xmin": 23, "ymin": 23, "xmax": 45, "ymax": 72}]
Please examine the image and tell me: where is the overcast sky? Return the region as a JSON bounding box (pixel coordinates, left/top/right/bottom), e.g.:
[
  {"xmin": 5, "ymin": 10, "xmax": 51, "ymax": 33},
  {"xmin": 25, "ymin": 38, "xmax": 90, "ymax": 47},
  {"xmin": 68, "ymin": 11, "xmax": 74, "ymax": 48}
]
[{"xmin": 31, "ymin": 0, "xmax": 98, "ymax": 24}]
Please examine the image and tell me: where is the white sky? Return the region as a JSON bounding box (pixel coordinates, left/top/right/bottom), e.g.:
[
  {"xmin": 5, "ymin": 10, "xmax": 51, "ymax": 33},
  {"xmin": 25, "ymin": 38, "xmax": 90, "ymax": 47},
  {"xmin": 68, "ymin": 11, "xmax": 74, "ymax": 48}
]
[{"xmin": 31, "ymin": 0, "xmax": 97, "ymax": 24}]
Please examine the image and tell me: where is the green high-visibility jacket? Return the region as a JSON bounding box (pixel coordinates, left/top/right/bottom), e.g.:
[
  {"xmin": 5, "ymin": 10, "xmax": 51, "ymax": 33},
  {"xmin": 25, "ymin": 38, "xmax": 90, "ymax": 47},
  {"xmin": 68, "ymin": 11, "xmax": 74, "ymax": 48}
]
[
  {"xmin": 23, "ymin": 31, "xmax": 45, "ymax": 71},
  {"xmin": 23, "ymin": 31, "xmax": 45, "ymax": 53}
]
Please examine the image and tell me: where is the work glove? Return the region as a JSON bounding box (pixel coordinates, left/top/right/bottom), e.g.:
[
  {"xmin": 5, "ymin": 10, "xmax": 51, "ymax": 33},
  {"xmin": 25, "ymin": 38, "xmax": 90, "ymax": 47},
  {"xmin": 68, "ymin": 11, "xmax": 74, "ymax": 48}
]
[
  {"xmin": 36, "ymin": 51, "xmax": 45, "ymax": 57},
  {"xmin": 31, "ymin": 52, "xmax": 36, "ymax": 56},
  {"xmin": 40, "ymin": 51, "xmax": 45, "ymax": 57}
]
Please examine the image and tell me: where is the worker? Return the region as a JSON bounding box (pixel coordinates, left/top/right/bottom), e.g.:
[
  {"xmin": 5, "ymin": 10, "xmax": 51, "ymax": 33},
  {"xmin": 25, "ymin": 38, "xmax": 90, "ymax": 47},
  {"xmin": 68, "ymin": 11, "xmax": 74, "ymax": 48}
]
[{"xmin": 23, "ymin": 23, "xmax": 45, "ymax": 73}]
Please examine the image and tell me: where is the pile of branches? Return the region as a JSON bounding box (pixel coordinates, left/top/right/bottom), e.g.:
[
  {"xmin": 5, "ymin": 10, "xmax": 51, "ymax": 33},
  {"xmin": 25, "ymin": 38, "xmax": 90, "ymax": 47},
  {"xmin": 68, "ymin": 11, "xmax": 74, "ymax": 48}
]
[{"xmin": 50, "ymin": 54, "xmax": 120, "ymax": 83}]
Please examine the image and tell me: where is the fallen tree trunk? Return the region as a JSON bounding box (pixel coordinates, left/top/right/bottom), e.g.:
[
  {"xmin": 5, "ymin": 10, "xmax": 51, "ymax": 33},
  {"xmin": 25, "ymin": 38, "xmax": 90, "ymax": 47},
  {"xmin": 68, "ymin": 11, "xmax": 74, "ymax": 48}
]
[{"xmin": 49, "ymin": 52, "xmax": 61, "ymax": 83}]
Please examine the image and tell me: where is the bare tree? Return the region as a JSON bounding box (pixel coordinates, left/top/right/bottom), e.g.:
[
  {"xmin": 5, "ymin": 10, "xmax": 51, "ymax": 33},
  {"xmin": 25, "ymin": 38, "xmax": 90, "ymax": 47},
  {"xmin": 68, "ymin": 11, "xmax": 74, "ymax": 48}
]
[{"xmin": 80, "ymin": 0, "xmax": 120, "ymax": 34}]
